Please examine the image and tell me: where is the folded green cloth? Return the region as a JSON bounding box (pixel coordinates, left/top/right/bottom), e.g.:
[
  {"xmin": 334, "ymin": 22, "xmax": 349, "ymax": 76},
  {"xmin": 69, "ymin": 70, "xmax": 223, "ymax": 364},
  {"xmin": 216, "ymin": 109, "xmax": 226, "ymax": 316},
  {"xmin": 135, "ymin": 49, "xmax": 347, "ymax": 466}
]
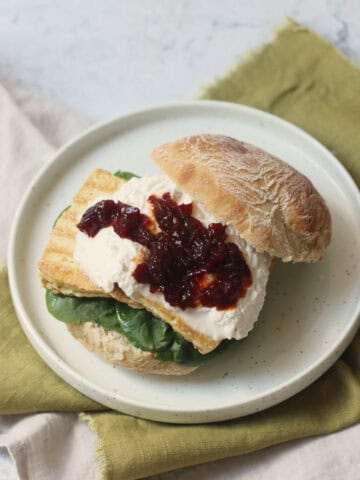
[{"xmin": 1, "ymin": 19, "xmax": 359, "ymax": 480}]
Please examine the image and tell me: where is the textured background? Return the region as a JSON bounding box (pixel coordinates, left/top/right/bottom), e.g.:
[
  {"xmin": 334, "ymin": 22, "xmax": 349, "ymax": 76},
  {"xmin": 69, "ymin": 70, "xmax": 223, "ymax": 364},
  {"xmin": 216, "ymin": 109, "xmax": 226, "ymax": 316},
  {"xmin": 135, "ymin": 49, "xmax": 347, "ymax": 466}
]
[{"xmin": 0, "ymin": 0, "xmax": 359, "ymax": 119}]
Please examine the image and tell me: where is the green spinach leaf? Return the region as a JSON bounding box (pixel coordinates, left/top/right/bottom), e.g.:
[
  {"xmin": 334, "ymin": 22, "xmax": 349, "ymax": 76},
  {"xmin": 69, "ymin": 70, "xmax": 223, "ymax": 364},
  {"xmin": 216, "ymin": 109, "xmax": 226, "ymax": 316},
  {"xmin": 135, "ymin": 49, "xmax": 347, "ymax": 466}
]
[
  {"xmin": 46, "ymin": 290, "xmax": 120, "ymax": 328},
  {"xmin": 53, "ymin": 205, "xmax": 70, "ymax": 227},
  {"xmin": 115, "ymin": 302, "xmax": 173, "ymax": 351},
  {"xmin": 114, "ymin": 170, "xmax": 140, "ymax": 180},
  {"xmin": 46, "ymin": 290, "xmax": 231, "ymax": 365}
]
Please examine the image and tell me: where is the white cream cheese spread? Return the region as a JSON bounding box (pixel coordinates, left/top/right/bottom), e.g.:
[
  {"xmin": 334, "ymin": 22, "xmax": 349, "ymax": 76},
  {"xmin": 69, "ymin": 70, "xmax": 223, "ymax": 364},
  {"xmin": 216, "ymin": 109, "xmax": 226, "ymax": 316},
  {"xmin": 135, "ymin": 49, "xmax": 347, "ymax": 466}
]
[{"xmin": 74, "ymin": 175, "xmax": 271, "ymax": 341}]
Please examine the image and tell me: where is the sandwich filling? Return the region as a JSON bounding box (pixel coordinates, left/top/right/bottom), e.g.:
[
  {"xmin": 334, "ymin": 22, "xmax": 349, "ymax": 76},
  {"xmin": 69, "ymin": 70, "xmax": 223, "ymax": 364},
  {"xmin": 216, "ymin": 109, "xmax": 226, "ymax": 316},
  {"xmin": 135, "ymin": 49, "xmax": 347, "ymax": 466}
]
[{"xmin": 74, "ymin": 175, "xmax": 271, "ymax": 341}]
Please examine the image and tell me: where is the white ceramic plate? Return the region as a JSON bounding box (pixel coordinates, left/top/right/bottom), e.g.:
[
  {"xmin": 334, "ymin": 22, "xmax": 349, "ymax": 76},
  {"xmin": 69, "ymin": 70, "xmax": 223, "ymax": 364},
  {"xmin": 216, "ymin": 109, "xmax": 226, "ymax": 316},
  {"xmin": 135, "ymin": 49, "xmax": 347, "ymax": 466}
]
[{"xmin": 8, "ymin": 101, "xmax": 360, "ymax": 424}]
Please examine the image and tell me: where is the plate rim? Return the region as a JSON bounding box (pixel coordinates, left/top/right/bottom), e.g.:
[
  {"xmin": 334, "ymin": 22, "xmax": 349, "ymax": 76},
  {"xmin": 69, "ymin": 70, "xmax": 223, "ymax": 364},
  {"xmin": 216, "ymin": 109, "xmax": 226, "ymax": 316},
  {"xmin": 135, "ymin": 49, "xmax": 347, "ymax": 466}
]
[{"xmin": 7, "ymin": 100, "xmax": 360, "ymax": 423}]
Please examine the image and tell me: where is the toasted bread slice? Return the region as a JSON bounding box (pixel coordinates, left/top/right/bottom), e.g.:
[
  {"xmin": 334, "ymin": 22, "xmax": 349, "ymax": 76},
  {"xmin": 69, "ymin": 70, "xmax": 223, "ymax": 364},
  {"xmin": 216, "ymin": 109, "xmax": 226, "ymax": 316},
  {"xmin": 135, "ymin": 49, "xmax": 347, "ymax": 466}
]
[
  {"xmin": 38, "ymin": 169, "xmax": 140, "ymax": 307},
  {"xmin": 38, "ymin": 169, "xmax": 220, "ymax": 354}
]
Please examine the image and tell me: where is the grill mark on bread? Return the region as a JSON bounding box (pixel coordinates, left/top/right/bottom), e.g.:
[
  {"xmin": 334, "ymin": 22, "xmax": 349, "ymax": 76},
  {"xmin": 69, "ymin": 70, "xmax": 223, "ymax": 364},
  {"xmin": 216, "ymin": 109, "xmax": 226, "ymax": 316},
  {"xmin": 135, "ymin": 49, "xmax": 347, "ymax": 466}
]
[{"xmin": 38, "ymin": 168, "xmax": 221, "ymax": 354}]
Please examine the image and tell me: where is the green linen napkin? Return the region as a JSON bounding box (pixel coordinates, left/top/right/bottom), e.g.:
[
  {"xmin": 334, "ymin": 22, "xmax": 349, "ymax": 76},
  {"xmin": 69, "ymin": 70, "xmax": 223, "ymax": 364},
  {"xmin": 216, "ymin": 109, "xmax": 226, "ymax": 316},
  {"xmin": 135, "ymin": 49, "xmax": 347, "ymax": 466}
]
[
  {"xmin": 1, "ymin": 19, "xmax": 359, "ymax": 480},
  {"xmin": 202, "ymin": 19, "xmax": 360, "ymax": 186}
]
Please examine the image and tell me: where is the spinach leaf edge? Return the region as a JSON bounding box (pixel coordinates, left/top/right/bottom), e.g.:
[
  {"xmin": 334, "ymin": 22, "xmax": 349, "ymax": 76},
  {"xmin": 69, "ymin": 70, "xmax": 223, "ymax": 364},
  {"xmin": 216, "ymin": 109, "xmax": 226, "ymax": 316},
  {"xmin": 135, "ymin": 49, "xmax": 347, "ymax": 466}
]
[{"xmin": 45, "ymin": 290, "xmax": 231, "ymax": 366}]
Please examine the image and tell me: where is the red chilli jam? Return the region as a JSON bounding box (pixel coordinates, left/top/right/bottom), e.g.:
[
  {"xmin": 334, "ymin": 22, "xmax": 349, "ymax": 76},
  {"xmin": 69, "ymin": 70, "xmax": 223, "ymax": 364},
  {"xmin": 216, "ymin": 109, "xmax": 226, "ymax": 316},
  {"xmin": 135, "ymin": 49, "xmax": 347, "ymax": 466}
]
[{"xmin": 77, "ymin": 193, "xmax": 252, "ymax": 310}]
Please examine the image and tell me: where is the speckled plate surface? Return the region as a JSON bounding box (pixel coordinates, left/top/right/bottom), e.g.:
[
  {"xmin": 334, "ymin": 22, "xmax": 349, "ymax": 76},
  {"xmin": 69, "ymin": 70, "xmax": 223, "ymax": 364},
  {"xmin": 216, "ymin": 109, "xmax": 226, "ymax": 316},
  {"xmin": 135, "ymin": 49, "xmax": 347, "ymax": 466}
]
[{"xmin": 8, "ymin": 101, "xmax": 360, "ymax": 423}]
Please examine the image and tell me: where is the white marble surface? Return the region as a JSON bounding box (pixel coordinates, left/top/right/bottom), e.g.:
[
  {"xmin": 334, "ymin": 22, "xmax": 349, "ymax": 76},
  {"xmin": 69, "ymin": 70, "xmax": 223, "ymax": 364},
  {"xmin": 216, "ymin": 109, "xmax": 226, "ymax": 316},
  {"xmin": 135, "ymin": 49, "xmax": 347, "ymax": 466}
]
[
  {"xmin": 0, "ymin": 0, "xmax": 359, "ymax": 479},
  {"xmin": 0, "ymin": 0, "xmax": 359, "ymax": 120}
]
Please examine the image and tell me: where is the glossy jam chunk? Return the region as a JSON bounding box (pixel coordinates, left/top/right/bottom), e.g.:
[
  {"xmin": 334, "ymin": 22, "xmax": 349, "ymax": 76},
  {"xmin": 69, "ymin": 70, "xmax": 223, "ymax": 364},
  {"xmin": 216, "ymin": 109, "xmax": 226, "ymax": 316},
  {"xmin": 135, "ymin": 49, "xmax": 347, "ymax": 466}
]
[{"xmin": 77, "ymin": 193, "xmax": 252, "ymax": 310}]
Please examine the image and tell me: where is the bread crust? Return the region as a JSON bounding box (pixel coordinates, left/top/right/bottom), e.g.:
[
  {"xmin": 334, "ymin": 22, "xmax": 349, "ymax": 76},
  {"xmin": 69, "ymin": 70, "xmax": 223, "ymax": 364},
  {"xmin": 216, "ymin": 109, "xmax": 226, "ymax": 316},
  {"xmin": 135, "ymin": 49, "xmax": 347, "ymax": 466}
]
[
  {"xmin": 67, "ymin": 322, "xmax": 197, "ymax": 375},
  {"xmin": 152, "ymin": 134, "xmax": 331, "ymax": 262}
]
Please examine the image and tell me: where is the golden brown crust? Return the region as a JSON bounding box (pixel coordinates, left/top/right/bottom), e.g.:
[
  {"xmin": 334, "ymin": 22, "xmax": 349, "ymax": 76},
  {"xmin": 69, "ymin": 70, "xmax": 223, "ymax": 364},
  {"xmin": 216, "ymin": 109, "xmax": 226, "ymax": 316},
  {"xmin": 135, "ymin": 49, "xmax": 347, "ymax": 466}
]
[
  {"xmin": 152, "ymin": 134, "xmax": 331, "ymax": 262},
  {"xmin": 67, "ymin": 323, "xmax": 197, "ymax": 375},
  {"xmin": 38, "ymin": 169, "xmax": 141, "ymax": 308},
  {"xmin": 38, "ymin": 168, "xmax": 219, "ymax": 354},
  {"xmin": 39, "ymin": 169, "xmax": 121, "ymax": 294}
]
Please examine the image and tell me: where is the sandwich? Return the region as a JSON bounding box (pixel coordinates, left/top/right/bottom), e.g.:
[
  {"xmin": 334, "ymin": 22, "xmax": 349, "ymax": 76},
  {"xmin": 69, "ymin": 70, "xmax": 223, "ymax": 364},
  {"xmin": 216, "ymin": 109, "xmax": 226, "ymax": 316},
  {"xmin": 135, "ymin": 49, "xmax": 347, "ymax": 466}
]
[{"xmin": 38, "ymin": 134, "xmax": 331, "ymax": 375}]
